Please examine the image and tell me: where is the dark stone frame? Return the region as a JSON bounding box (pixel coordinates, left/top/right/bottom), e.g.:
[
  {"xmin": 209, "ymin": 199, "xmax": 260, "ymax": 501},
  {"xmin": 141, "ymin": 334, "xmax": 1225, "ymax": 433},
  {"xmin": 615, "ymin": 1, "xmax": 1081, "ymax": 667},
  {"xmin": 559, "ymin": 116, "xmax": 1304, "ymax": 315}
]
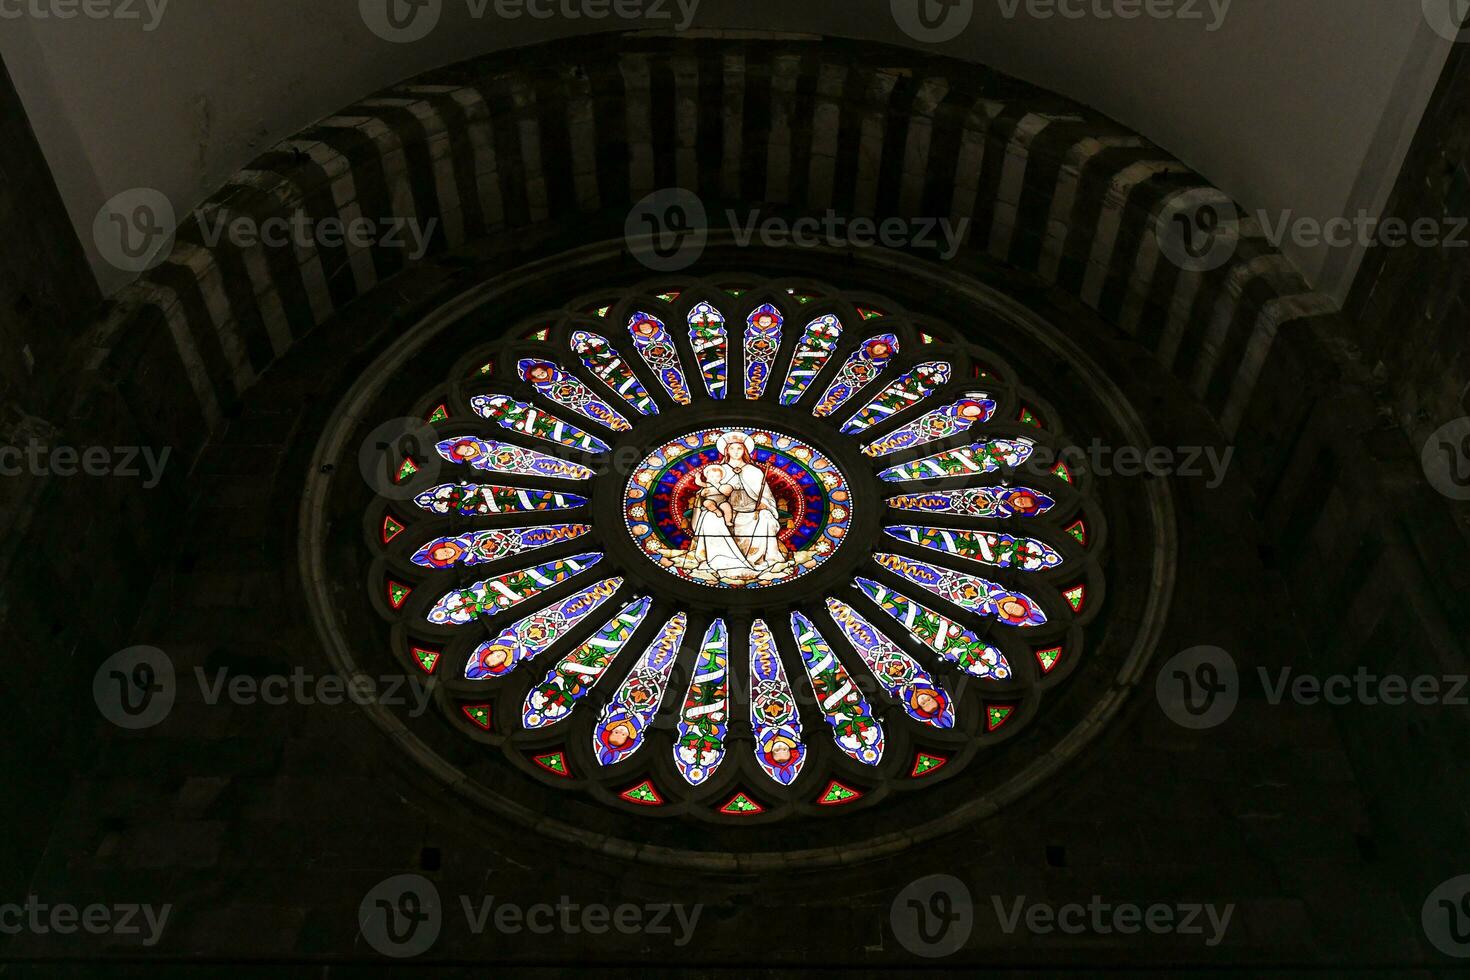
[{"xmin": 300, "ymin": 238, "xmax": 1174, "ymax": 867}]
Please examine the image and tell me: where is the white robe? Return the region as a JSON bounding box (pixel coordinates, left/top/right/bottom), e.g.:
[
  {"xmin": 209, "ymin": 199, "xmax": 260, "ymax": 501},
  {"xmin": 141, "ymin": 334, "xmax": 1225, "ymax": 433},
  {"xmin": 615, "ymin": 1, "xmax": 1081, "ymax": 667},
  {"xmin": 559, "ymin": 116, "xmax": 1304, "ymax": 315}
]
[
  {"xmin": 690, "ymin": 495, "xmax": 758, "ymax": 579},
  {"xmin": 727, "ymin": 462, "xmax": 783, "ymax": 567}
]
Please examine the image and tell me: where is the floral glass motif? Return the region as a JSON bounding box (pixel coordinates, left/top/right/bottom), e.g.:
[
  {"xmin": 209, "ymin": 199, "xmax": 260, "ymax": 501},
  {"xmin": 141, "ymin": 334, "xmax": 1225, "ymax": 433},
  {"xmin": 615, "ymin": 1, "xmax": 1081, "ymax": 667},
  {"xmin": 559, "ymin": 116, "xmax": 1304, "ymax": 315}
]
[
  {"xmin": 593, "ymin": 613, "xmax": 688, "ymax": 766},
  {"xmin": 518, "ymin": 359, "xmax": 631, "ymax": 432},
  {"xmin": 876, "ymin": 438, "xmax": 1035, "ymax": 482},
  {"xmin": 779, "ymin": 314, "xmax": 843, "ymax": 405},
  {"xmin": 371, "ymin": 280, "xmax": 1102, "ymax": 818},
  {"xmin": 414, "ymin": 483, "xmax": 587, "ymax": 517},
  {"xmin": 750, "ymin": 618, "xmax": 806, "ymax": 785},
  {"xmin": 570, "ymin": 330, "xmax": 660, "ymax": 416},
  {"xmin": 687, "ymin": 302, "xmax": 728, "ymax": 399},
  {"xmin": 884, "ymin": 525, "xmax": 1063, "ymax": 571},
  {"xmin": 873, "ymin": 553, "xmax": 1048, "ymax": 627},
  {"xmin": 427, "ymin": 553, "xmax": 602, "ymax": 626},
  {"xmin": 744, "ymin": 304, "xmax": 783, "ymax": 399},
  {"xmin": 673, "ymin": 620, "xmax": 729, "ymax": 786},
  {"xmin": 885, "ymin": 486, "xmax": 1056, "ymax": 518},
  {"xmin": 854, "ymin": 577, "xmax": 1013, "ymax": 680},
  {"xmin": 465, "ymin": 577, "xmax": 623, "ymax": 679},
  {"xmin": 813, "ymin": 334, "xmax": 899, "ymax": 417},
  {"xmin": 839, "ymin": 361, "xmax": 952, "ymax": 434},
  {"xmin": 825, "ymin": 598, "xmax": 954, "ymax": 727},
  {"xmin": 436, "ymin": 436, "xmax": 594, "ymax": 481},
  {"xmin": 862, "ymin": 393, "xmax": 998, "ymax": 457},
  {"xmin": 411, "ymin": 524, "xmax": 591, "ymax": 569},
  {"xmin": 627, "ymin": 312, "xmax": 692, "ymax": 404},
  {"xmin": 624, "ymin": 428, "xmax": 851, "ymax": 588},
  {"xmin": 791, "ymin": 612, "xmax": 884, "ymax": 765},
  {"xmin": 522, "ymin": 597, "xmax": 653, "ymax": 729},
  {"xmin": 470, "ymin": 394, "xmax": 610, "ymax": 454}
]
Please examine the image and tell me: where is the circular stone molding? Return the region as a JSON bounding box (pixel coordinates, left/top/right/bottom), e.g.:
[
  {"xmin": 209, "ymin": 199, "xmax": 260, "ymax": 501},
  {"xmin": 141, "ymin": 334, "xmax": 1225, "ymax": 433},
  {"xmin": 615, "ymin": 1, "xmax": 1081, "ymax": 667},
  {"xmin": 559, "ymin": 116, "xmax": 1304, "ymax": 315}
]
[{"xmin": 299, "ymin": 242, "xmax": 1176, "ymax": 869}]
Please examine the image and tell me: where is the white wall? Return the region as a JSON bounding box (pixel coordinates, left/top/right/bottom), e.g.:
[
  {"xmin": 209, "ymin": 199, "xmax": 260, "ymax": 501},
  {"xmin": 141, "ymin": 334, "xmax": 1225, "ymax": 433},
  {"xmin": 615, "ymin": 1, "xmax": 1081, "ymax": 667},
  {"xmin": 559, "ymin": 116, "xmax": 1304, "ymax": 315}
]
[{"xmin": 0, "ymin": 0, "xmax": 1454, "ymax": 300}]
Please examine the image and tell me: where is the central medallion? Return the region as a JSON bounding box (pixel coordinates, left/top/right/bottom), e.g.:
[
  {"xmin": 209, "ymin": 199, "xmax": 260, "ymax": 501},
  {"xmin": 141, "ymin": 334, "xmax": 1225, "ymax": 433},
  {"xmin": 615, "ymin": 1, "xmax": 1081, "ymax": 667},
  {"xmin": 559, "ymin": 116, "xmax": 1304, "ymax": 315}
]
[{"xmin": 624, "ymin": 427, "xmax": 852, "ymax": 588}]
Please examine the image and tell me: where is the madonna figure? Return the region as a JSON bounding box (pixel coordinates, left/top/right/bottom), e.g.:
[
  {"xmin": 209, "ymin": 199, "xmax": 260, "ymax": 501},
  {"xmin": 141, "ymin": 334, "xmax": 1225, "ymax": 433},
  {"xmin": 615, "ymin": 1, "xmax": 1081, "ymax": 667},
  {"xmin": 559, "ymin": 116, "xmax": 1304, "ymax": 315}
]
[{"xmin": 716, "ymin": 431, "xmax": 786, "ymax": 569}]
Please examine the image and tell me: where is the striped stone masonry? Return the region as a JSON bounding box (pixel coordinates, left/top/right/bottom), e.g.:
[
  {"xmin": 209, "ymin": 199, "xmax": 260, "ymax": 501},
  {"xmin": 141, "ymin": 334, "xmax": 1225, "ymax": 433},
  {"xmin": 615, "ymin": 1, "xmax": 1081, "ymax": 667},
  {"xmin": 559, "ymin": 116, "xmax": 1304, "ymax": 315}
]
[{"xmin": 84, "ymin": 33, "xmax": 1338, "ymax": 469}]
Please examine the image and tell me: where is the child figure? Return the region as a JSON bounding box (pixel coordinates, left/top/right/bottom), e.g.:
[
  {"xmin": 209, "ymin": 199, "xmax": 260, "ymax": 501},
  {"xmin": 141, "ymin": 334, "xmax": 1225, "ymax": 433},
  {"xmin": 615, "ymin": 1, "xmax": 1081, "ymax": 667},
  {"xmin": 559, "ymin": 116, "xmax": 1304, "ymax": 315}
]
[{"xmin": 687, "ymin": 463, "xmax": 759, "ymax": 582}]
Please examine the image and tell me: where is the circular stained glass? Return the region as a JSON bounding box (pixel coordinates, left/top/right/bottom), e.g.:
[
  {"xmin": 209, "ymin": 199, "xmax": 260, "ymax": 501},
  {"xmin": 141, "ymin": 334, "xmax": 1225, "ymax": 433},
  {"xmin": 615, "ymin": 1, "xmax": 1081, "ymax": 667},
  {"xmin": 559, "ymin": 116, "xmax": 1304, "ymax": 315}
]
[
  {"xmin": 624, "ymin": 428, "xmax": 851, "ymax": 588},
  {"xmin": 335, "ymin": 271, "xmax": 1132, "ymax": 836}
]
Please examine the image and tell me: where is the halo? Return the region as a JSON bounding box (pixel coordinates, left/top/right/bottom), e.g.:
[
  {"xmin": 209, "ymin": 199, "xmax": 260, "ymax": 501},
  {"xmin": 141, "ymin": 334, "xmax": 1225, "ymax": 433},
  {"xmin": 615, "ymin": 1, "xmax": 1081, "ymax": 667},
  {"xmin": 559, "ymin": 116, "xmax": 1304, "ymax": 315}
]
[{"xmin": 715, "ymin": 430, "xmax": 754, "ymax": 457}]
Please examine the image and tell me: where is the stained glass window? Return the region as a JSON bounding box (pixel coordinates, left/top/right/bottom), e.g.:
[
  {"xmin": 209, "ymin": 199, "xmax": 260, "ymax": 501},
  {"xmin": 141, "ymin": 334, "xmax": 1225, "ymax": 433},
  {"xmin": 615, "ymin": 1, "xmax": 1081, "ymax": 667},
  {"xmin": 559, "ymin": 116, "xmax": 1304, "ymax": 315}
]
[{"xmin": 364, "ymin": 279, "xmax": 1103, "ymax": 820}]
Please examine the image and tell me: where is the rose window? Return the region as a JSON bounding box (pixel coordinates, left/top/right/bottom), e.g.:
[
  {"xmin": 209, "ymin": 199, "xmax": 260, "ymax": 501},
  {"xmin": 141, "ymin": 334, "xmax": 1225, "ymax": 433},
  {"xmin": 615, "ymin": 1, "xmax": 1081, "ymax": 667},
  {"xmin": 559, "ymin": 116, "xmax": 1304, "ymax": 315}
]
[{"xmin": 357, "ymin": 276, "xmax": 1106, "ymax": 821}]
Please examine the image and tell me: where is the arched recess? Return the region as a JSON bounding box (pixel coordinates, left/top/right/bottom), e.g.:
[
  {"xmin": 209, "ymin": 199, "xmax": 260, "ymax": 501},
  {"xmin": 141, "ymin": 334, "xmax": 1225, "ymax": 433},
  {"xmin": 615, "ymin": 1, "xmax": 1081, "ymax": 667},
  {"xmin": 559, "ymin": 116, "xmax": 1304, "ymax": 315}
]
[{"xmin": 78, "ymin": 31, "xmax": 1336, "ymax": 476}]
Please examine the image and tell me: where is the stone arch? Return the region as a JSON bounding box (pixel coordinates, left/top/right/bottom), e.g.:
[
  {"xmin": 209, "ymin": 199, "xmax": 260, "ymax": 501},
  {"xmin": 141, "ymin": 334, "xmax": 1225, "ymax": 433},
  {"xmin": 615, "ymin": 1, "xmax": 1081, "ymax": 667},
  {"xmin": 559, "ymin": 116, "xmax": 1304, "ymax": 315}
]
[{"xmin": 82, "ymin": 32, "xmax": 1333, "ymax": 468}]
